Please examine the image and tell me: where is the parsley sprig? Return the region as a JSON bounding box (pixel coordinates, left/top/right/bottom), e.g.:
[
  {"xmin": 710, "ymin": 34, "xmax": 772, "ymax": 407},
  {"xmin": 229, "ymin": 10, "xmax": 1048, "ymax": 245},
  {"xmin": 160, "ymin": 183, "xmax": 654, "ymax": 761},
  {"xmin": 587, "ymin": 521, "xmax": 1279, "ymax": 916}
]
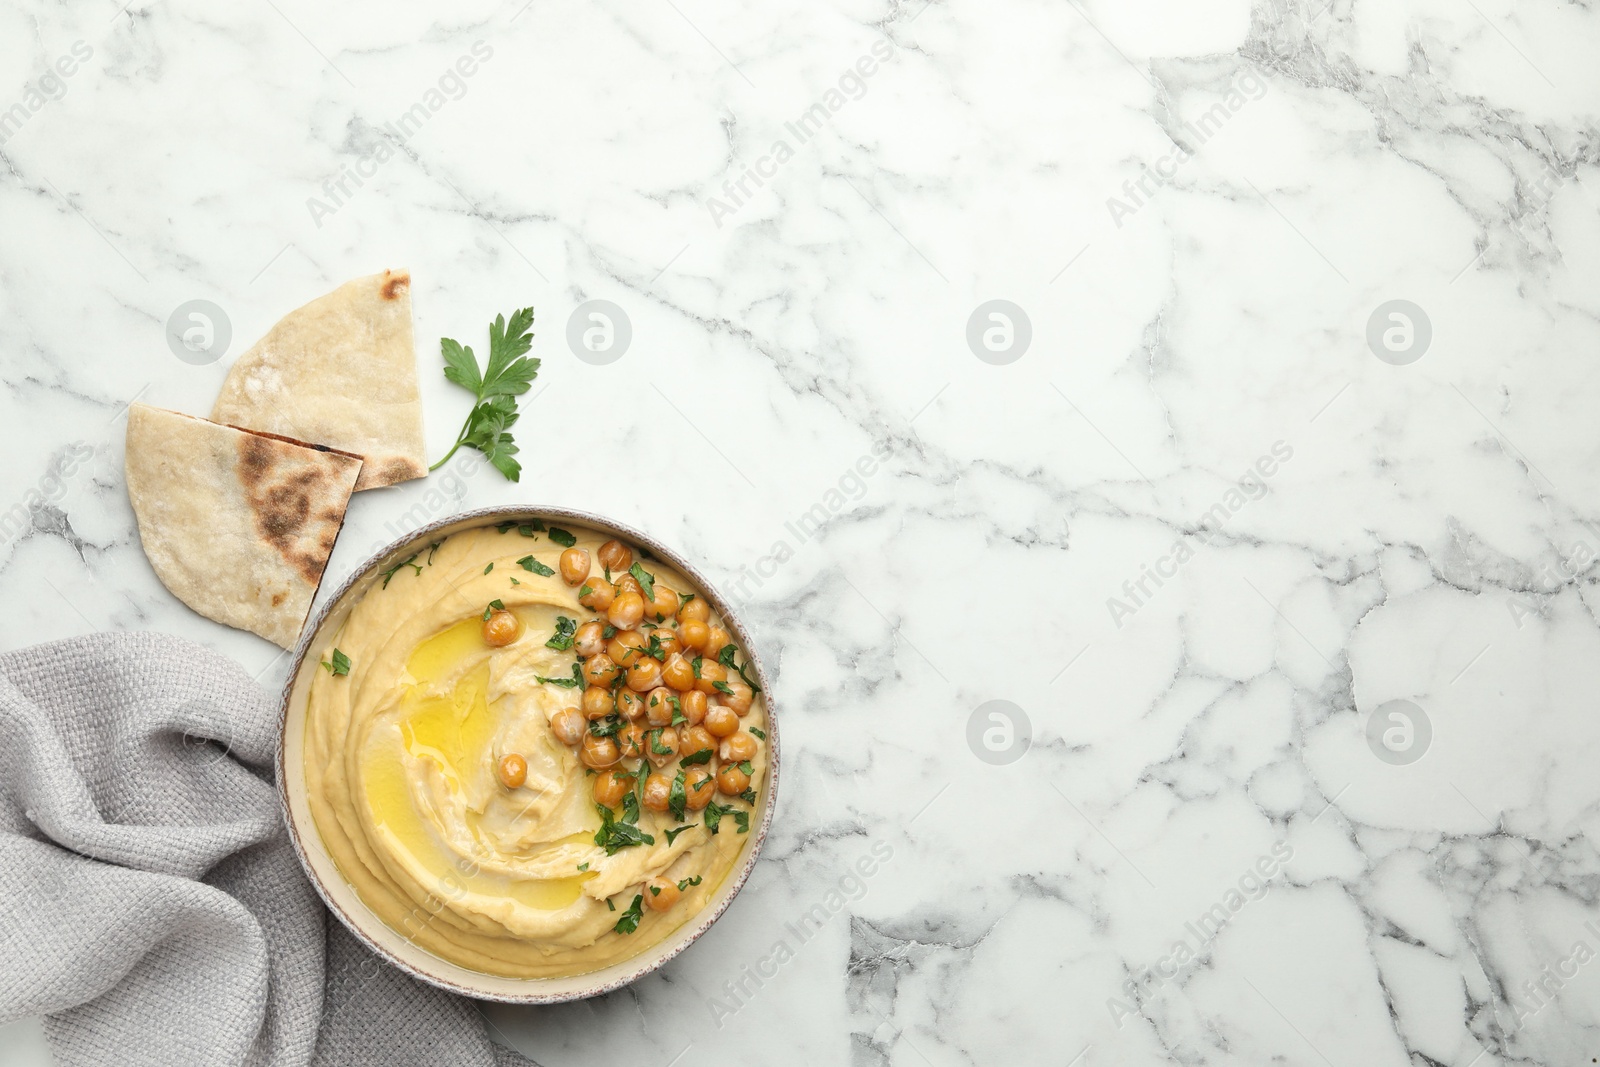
[{"xmin": 430, "ymin": 308, "xmax": 540, "ymax": 480}]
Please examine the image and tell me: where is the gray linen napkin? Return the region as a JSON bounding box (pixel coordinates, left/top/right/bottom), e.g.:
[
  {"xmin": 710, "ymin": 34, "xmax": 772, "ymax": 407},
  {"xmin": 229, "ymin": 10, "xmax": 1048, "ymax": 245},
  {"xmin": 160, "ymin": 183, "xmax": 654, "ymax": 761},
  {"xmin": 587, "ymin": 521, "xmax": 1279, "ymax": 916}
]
[{"xmin": 0, "ymin": 632, "xmax": 531, "ymax": 1067}]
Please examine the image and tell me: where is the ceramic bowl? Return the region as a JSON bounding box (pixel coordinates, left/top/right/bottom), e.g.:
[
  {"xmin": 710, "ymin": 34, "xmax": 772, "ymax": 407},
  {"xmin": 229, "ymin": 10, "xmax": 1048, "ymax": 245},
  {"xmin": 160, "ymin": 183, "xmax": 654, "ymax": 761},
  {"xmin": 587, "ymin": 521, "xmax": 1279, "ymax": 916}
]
[{"xmin": 277, "ymin": 506, "xmax": 778, "ymax": 1002}]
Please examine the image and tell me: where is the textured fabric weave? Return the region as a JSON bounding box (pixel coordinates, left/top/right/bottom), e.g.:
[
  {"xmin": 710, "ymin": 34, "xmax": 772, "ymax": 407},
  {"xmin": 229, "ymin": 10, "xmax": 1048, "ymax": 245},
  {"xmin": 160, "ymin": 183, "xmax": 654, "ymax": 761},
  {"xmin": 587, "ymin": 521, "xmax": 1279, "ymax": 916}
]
[{"xmin": 0, "ymin": 632, "xmax": 530, "ymax": 1067}]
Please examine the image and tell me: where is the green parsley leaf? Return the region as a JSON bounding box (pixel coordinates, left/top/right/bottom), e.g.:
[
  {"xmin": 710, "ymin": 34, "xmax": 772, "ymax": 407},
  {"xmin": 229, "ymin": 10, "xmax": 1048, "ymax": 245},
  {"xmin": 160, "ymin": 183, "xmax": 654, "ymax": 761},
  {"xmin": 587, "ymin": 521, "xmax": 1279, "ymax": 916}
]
[
  {"xmin": 593, "ymin": 804, "xmax": 654, "ymax": 854},
  {"xmin": 650, "ymin": 728, "xmax": 676, "ymax": 756},
  {"xmin": 483, "ymin": 562, "xmax": 494, "ymax": 574},
  {"xmin": 536, "ymin": 667, "xmax": 582, "ymax": 689},
  {"xmin": 606, "ymin": 898, "xmax": 615, "ymax": 911},
  {"xmin": 431, "ymin": 308, "xmax": 540, "ymax": 480},
  {"xmin": 613, "ymin": 894, "xmax": 645, "ymax": 934},
  {"xmin": 663, "ymin": 825, "xmax": 693, "ymax": 846},
  {"xmin": 589, "ymin": 714, "xmax": 624, "ymax": 738},
  {"xmin": 548, "ymin": 527, "xmax": 577, "ymax": 548},
  {"xmin": 577, "ymin": 862, "xmax": 589, "ymax": 872},
  {"xmin": 749, "ymin": 727, "xmax": 766, "ymax": 740},
  {"xmin": 691, "ymin": 656, "xmax": 703, "ymax": 679},
  {"xmin": 426, "ymin": 541, "xmax": 443, "ymax": 565},
  {"xmin": 704, "ymin": 802, "xmax": 732, "ymax": 835},
  {"xmin": 496, "ymin": 521, "xmax": 517, "ymax": 533},
  {"xmin": 679, "ymin": 748, "xmax": 713, "ymax": 767},
  {"xmin": 546, "ymin": 615, "xmax": 577, "ymax": 651},
  {"xmin": 669, "ymin": 769, "xmax": 688, "ymax": 821},
  {"xmin": 713, "ymin": 680, "xmax": 734, "ymax": 696},
  {"xmin": 602, "ymin": 624, "xmax": 617, "ymax": 640},
  {"xmin": 518, "ymin": 522, "xmax": 543, "ymax": 537},
  {"xmin": 321, "ymin": 648, "xmax": 351, "ymax": 676},
  {"xmin": 718, "ymin": 644, "xmax": 738, "ymax": 668},
  {"xmin": 380, "ymin": 554, "xmax": 422, "ymax": 589},
  {"xmin": 628, "ymin": 562, "xmax": 656, "ymax": 602},
  {"xmin": 739, "ymin": 787, "xmax": 757, "ymax": 804},
  {"xmin": 717, "ymin": 643, "xmax": 763, "ymax": 694},
  {"xmin": 482, "ymin": 598, "xmax": 506, "ymax": 622},
  {"xmin": 677, "ymin": 875, "xmax": 702, "ymax": 891},
  {"xmin": 510, "ymin": 577, "xmax": 521, "ymax": 585},
  {"xmin": 579, "ymin": 583, "xmax": 594, "ymax": 599},
  {"xmin": 738, "ymin": 760, "xmax": 753, "ymax": 775},
  {"xmin": 517, "ymin": 555, "xmax": 555, "ymax": 577}
]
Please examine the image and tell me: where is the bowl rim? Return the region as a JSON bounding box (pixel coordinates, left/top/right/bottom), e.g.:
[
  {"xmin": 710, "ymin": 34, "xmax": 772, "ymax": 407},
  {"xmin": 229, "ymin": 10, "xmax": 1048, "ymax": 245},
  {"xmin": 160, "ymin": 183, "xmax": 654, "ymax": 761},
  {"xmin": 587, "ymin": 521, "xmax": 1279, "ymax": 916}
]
[{"xmin": 275, "ymin": 504, "xmax": 779, "ymax": 1003}]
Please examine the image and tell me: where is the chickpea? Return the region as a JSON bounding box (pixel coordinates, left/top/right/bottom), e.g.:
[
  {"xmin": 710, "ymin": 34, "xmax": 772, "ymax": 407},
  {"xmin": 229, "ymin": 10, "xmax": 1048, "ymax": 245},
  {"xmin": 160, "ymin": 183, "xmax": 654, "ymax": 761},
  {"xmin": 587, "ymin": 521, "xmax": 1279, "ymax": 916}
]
[
  {"xmin": 679, "ymin": 689, "xmax": 709, "ymax": 725},
  {"xmin": 647, "ymin": 584, "xmax": 680, "ymax": 621},
  {"xmin": 617, "ymin": 722, "xmax": 646, "ymax": 760},
  {"xmin": 498, "ymin": 753, "xmax": 528, "ymax": 789},
  {"xmin": 645, "ymin": 726, "xmax": 680, "ymax": 768},
  {"xmin": 578, "ymin": 577, "xmax": 615, "ymax": 612},
  {"xmin": 612, "ymin": 573, "xmax": 643, "ymax": 598},
  {"xmin": 607, "ymin": 592, "xmax": 645, "ymax": 631},
  {"xmin": 704, "ymin": 626, "xmax": 732, "ymax": 660},
  {"xmin": 559, "ymin": 547, "xmax": 590, "ymax": 586},
  {"xmin": 721, "ymin": 677, "xmax": 754, "ymax": 715},
  {"xmin": 677, "ymin": 619, "xmax": 710, "ymax": 652},
  {"xmin": 685, "ymin": 767, "xmax": 715, "ymax": 810},
  {"xmin": 644, "ymin": 877, "xmax": 681, "ymax": 912},
  {"xmin": 717, "ymin": 764, "xmax": 750, "ymax": 796},
  {"xmin": 721, "ymin": 732, "xmax": 758, "ymax": 762},
  {"xmin": 616, "ymin": 689, "xmax": 645, "ymax": 721},
  {"xmin": 678, "ymin": 597, "xmax": 710, "ymax": 624},
  {"xmin": 642, "ymin": 772, "xmax": 672, "ymax": 812},
  {"xmin": 608, "ymin": 630, "xmax": 646, "ymax": 668},
  {"xmin": 594, "ymin": 768, "xmax": 631, "ymax": 807},
  {"xmin": 598, "ymin": 539, "xmax": 633, "ymax": 574},
  {"xmin": 582, "ymin": 653, "xmax": 620, "ymax": 689},
  {"xmin": 482, "ymin": 609, "xmax": 522, "ymax": 647},
  {"xmin": 705, "ymin": 705, "xmax": 739, "ymax": 738},
  {"xmin": 574, "ymin": 620, "xmax": 606, "ymax": 659},
  {"xmin": 580, "ymin": 734, "xmax": 620, "ymax": 769},
  {"xmin": 628, "ymin": 657, "xmax": 663, "ymax": 692},
  {"xmin": 644, "ymin": 687, "xmax": 678, "ymax": 727},
  {"xmin": 662, "ymin": 652, "xmax": 695, "ymax": 692},
  {"xmin": 580, "ymin": 685, "xmax": 615, "ymax": 720},
  {"xmin": 679, "ymin": 725, "xmax": 716, "ymax": 761},
  {"xmin": 551, "ymin": 706, "xmax": 586, "ymax": 745},
  {"xmin": 694, "ymin": 660, "xmax": 727, "ymax": 695}
]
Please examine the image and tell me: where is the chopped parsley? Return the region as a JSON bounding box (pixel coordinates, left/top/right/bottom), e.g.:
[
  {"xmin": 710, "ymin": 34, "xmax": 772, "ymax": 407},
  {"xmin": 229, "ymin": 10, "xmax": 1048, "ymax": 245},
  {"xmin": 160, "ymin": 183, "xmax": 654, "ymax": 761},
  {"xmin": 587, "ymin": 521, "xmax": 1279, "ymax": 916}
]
[
  {"xmin": 677, "ymin": 875, "xmax": 702, "ymax": 891},
  {"xmin": 536, "ymin": 662, "xmax": 585, "ymax": 689},
  {"xmin": 602, "ymin": 624, "xmax": 617, "ymax": 639},
  {"xmin": 577, "ymin": 862, "xmax": 589, "ymax": 872},
  {"xmin": 589, "ymin": 714, "xmax": 624, "ymax": 738},
  {"xmin": 663, "ymin": 825, "xmax": 693, "ymax": 846},
  {"xmin": 613, "ymin": 894, "xmax": 645, "ymax": 934},
  {"xmin": 482, "ymin": 598, "xmax": 506, "ymax": 621},
  {"xmin": 546, "ymin": 615, "xmax": 577, "ymax": 651},
  {"xmin": 426, "ymin": 541, "xmax": 443, "ymax": 565},
  {"xmin": 518, "ymin": 555, "xmax": 554, "ymax": 577},
  {"xmin": 719, "ymin": 643, "xmax": 763, "ymax": 693},
  {"xmin": 483, "ymin": 562, "xmax": 494, "ymax": 574},
  {"xmin": 691, "ymin": 655, "xmax": 703, "ymax": 679},
  {"xmin": 649, "ymin": 729, "xmax": 675, "ymax": 756},
  {"xmin": 668, "ymin": 769, "xmax": 688, "ymax": 821},
  {"xmin": 749, "ymin": 727, "xmax": 766, "ymax": 740},
  {"xmin": 579, "ymin": 583, "xmax": 594, "ymax": 599},
  {"xmin": 713, "ymin": 680, "xmax": 734, "ymax": 696},
  {"xmin": 679, "ymin": 748, "xmax": 713, "ymax": 767},
  {"xmin": 548, "ymin": 527, "xmax": 577, "ymax": 548},
  {"xmin": 738, "ymin": 760, "xmax": 753, "ymax": 775},
  {"xmin": 739, "ymin": 787, "xmax": 757, "ymax": 804},
  {"xmin": 379, "ymin": 554, "xmax": 422, "ymax": 589},
  {"xmin": 321, "ymin": 648, "xmax": 351, "ymax": 676},
  {"xmin": 704, "ymin": 802, "xmax": 750, "ymax": 835},
  {"xmin": 628, "ymin": 562, "xmax": 656, "ymax": 602},
  {"xmin": 593, "ymin": 804, "xmax": 654, "ymax": 854}
]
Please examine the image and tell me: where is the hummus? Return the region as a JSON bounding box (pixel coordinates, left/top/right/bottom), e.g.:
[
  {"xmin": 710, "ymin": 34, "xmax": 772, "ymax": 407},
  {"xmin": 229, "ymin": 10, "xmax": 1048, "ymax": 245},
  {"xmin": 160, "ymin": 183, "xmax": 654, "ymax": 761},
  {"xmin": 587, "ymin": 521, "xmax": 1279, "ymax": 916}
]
[{"xmin": 303, "ymin": 523, "xmax": 767, "ymax": 978}]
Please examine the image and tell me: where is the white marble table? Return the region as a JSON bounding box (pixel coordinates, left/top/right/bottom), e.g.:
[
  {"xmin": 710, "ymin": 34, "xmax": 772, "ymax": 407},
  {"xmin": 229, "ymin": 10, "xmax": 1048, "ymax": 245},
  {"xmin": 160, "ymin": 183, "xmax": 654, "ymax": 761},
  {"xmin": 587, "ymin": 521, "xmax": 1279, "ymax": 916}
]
[{"xmin": 3, "ymin": 0, "xmax": 1599, "ymax": 1062}]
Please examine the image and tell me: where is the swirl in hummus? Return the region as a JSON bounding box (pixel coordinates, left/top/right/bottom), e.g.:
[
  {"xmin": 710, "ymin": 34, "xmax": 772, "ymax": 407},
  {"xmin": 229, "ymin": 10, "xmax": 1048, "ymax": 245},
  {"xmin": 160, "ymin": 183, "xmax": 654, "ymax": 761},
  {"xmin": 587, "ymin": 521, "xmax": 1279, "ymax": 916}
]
[{"xmin": 303, "ymin": 522, "xmax": 767, "ymax": 978}]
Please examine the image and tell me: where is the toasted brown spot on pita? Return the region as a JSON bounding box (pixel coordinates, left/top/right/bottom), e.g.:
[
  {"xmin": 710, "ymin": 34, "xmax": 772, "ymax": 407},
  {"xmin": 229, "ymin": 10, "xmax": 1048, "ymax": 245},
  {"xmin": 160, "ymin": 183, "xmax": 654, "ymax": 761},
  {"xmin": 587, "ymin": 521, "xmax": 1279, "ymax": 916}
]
[
  {"xmin": 381, "ymin": 271, "xmax": 409, "ymax": 300},
  {"xmin": 237, "ymin": 436, "xmax": 344, "ymax": 585},
  {"xmin": 271, "ymin": 592, "xmax": 286, "ymax": 606}
]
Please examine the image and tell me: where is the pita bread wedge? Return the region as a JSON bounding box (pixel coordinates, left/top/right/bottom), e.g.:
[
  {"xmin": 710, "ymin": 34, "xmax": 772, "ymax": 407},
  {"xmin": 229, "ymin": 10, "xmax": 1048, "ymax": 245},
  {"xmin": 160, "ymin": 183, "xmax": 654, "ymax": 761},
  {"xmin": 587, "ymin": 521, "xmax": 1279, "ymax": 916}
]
[
  {"xmin": 125, "ymin": 403, "xmax": 363, "ymax": 648},
  {"xmin": 211, "ymin": 269, "xmax": 426, "ymax": 491}
]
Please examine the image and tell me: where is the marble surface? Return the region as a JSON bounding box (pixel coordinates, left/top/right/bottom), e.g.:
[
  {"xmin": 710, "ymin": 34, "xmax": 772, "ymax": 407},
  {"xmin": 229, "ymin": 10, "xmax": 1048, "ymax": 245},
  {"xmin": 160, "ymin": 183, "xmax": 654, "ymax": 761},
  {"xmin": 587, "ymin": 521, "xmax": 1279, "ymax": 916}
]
[{"xmin": 3, "ymin": 0, "xmax": 1600, "ymax": 1062}]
